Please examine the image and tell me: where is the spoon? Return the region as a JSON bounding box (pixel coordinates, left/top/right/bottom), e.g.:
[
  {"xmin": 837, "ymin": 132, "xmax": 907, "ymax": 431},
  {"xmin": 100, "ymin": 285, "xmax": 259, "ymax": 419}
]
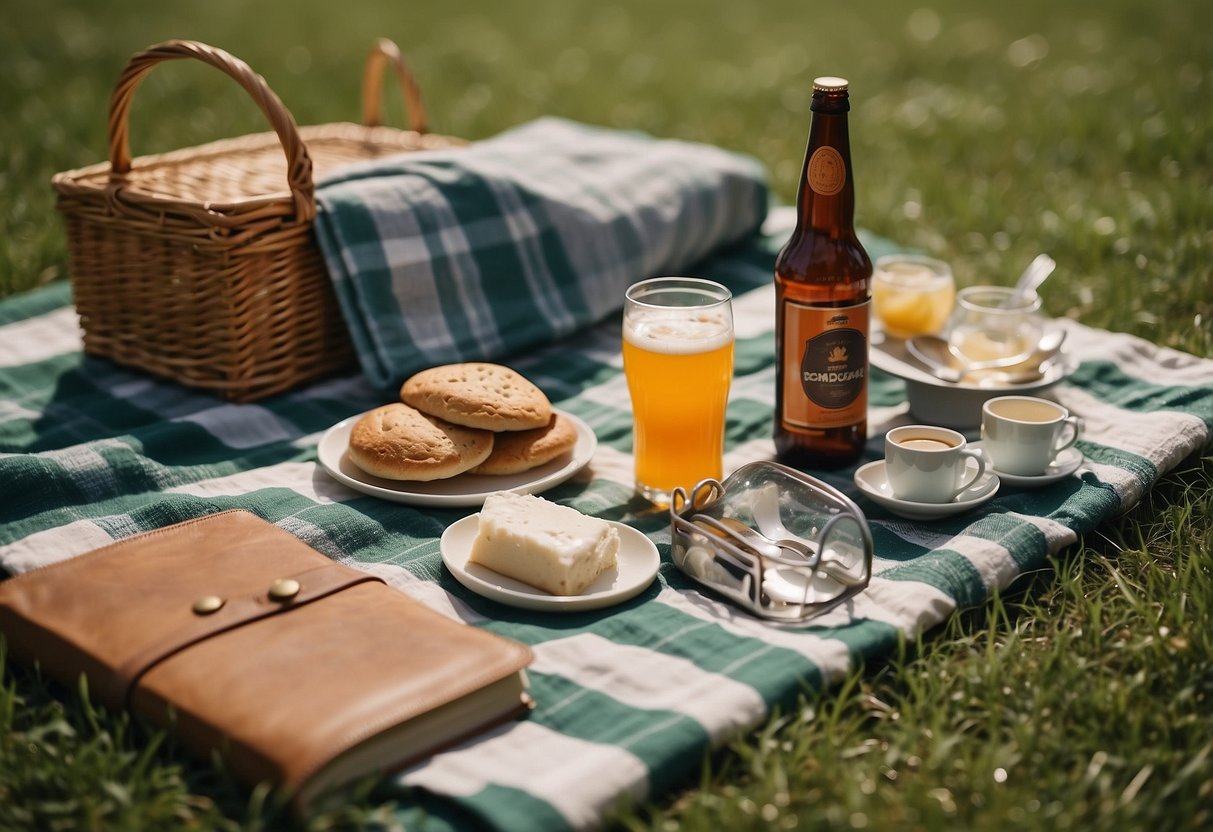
[
  {"xmin": 750, "ymin": 484, "xmax": 818, "ymax": 554},
  {"xmin": 749, "ymin": 495, "xmax": 869, "ymax": 588},
  {"xmin": 710, "ymin": 515, "xmax": 817, "ymax": 562},
  {"xmin": 695, "ymin": 515, "xmax": 864, "ymax": 595},
  {"xmin": 693, "ymin": 514, "xmax": 787, "ymax": 560},
  {"xmin": 907, "ymin": 328, "xmax": 1066, "ymax": 384},
  {"xmin": 696, "ymin": 514, "xmax": 861, "ymax": 581},
  {"xmin": 974, "ymin": 353, "xmax": 1065, "ymax": 387},
  {"xmin": 1005, "ymin": 253, "xmax": 1056, "ymax": 307}
]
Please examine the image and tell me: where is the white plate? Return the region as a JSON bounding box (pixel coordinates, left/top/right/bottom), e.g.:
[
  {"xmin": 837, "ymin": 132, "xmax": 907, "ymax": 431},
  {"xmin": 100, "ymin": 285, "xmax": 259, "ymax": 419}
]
[
  {"xmin": 317, "ymin": 408, "xmax": 597, "ymax": 508},
  {"xmin": 440, "ymin": 515, "xmax": 660, "ymax": 612},
  {"xmin": 853, "ymin": 459, "xmax": 1001, "ymax": 520},
  {"xmin": 972, "ymin": 442, "xmax": 1084, "ymax": 487}
]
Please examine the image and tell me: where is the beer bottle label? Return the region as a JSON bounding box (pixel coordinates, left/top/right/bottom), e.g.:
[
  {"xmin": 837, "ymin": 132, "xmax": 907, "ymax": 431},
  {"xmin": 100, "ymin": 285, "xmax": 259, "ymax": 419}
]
[
  {"xmin": 807, "ymin": 147, "xmax": 846, "ymax": 196},
  {"xmin": 781, "ymin": 299, "xmax": 868, "ymax": 429}
]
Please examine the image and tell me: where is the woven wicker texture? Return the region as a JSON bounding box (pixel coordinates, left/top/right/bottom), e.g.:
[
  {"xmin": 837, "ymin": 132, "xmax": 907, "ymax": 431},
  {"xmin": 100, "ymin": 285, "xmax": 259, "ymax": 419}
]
[{"xmin": 52, "ymin": 39, "xmax": 463, "ymax": 401}]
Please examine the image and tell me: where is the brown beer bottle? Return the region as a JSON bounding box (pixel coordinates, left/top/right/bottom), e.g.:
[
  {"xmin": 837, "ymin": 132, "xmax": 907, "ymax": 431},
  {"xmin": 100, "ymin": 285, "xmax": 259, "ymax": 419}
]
[{"xmin": 774, "ymin": 76, "xmax": 872, "ymax": 469}]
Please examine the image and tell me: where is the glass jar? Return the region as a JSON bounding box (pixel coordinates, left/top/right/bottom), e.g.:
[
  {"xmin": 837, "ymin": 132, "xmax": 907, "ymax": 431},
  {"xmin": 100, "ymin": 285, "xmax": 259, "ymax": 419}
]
[{"xmin": 946, "ymin": 286, "xmax": 1044, "ymax": 367}]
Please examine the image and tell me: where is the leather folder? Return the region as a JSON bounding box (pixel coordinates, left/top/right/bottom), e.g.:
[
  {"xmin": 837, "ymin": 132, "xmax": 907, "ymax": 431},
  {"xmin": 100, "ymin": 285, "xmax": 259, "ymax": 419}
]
[{"xmin": 0, "ymin": 509, "xmax": 533, "ymax": 809}]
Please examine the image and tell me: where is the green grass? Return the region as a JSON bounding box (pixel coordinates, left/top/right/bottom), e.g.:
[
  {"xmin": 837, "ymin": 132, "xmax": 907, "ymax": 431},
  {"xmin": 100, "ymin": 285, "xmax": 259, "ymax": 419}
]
[
  {"xmin": 617, "ymin": 459, "xmax": 1213, "ymax": 831},
  {"xmin": 2, "ymin": 0, "xmax": 1211, "ymax": 829}
]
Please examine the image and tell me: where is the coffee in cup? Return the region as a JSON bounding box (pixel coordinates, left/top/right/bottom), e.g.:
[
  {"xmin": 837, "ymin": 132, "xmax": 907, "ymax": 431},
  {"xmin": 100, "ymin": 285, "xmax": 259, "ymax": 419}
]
[
  {"xmin": 980, "ymin": 396, "xmax": 1082, "ymax": 476},
  {"xmin": 884, "ymin": 425, "xmax": 992, "ymax": 503}
]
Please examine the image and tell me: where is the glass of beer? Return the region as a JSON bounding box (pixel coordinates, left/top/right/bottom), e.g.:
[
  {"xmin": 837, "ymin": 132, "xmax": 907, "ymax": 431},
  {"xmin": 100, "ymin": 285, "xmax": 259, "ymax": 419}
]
[{"xmin": 623, "ymin": 277, "xmax": 735, "ymax": 506}]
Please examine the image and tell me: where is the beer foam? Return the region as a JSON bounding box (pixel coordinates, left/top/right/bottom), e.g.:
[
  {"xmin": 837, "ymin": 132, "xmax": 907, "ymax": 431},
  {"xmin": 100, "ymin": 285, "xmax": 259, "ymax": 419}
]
[{"xmin": 623, "ymin": 312, "xmax": 733, "ymax": 355}]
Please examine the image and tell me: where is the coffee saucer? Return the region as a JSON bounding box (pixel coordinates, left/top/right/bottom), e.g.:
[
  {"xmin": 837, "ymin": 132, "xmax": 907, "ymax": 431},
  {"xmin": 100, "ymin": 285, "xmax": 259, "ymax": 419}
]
[
  {"xmin": 853, "ymin": 459, "xmax": 1001, "ymax": 521},
  {"xmin": 970, "ymin": 442, "xmax": 1084, "ymax": 487}
]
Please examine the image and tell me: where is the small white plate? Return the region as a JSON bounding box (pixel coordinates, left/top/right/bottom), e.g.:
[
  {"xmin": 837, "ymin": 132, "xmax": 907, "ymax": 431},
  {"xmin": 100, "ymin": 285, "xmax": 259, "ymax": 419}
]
[
  {"xmin": 853, "ymin": 459, "xmax": 1001, "ymax": 520},
  {"xmin": 317, "ymin": 407, "xmax": 597, "ymax": 508},
  {"xmin": 440, "ymin": 515, "xmax": 660, "ymax": 612},
  {"xmin": 972, "ymin": 442, "xmax": 1084, "ymax": 487}
]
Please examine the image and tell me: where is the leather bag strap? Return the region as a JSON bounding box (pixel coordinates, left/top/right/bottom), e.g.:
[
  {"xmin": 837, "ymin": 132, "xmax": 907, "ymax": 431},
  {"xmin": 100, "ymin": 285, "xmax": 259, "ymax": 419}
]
[{"xmin": 103, "ymin": 561, "xmax": 382, "ymax": 708}]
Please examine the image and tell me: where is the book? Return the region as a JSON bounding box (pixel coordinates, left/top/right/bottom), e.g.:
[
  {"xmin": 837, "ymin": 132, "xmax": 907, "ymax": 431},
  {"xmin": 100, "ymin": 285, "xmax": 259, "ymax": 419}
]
[{"xmin": 0, "ymin": 509, "xmax": 533, "ymax": 809}]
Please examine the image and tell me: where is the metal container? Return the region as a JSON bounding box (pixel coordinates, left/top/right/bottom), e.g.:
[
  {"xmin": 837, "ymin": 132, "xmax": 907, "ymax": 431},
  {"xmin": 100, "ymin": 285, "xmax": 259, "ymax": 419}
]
[{"xmin": 669, "ymin": 461, "xmax": 873, "ymax": 623}]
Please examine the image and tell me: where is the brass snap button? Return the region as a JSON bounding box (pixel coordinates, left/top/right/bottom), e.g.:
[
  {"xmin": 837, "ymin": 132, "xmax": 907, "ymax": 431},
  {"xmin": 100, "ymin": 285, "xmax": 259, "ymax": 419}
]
[
  {"xmin": 268, "ymin": 577, "xmax": 301, "ymax": 602},
  {"xmin": 191, "ymin": 595, "xmax": 225, "ymax": 615}
]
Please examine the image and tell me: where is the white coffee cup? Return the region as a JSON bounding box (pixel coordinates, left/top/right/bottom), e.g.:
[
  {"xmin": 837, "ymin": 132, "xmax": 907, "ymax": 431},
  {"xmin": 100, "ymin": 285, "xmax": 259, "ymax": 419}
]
[
  {"xmin": 884, "ymin": 425, "xmax": 992, "ymax": 503},
  {"xmin": 981, "ymin": 396, "xmax": 1082, "ymax": 476}
]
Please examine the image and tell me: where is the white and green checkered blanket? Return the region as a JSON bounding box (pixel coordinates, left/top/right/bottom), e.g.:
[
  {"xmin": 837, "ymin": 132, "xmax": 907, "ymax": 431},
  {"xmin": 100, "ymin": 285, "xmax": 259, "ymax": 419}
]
[
  {"xmin": 2, "ymin": 208, "xmax": 1212, "ymax": 830},
  {"xmin": 314, "ymin": 117, "xmax": 770, "ymax": 390}
]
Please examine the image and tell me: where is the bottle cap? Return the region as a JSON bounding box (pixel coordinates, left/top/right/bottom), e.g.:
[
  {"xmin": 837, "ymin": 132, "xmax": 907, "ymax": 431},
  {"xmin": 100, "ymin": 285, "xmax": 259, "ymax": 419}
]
[{"xmin": 813, "ymin": 76, "xmax": 849, "ymax": 92}]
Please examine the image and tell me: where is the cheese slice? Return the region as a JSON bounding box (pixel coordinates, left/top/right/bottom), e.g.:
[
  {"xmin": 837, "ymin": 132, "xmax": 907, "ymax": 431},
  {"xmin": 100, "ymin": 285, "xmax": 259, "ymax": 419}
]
[{"xmin": 469, "ymin": 492, "xmax": 620, "ymax": 596}]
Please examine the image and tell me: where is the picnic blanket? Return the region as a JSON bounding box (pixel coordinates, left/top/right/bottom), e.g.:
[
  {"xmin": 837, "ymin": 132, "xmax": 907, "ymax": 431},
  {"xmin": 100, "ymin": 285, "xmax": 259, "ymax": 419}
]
[
  {"xmin": 2, "ymin": 210, "xmax": 1212, "ymax": 831},
  {"xmin": 314, "ymin": 116, "xmax": 770, "ymax": 390}
]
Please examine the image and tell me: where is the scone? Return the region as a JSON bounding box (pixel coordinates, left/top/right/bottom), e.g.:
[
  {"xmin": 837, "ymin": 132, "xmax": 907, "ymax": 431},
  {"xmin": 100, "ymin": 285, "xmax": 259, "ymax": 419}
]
[
  {"xmin": 401, "ymin": 363, "xmax": 552, "ymax": 432},
  {"xmin": 468, "ymin": 491, "xmax": 619, "ymax": 596},
  {"xmin": 347, "ymin": 403, "xmax": 493, "ymax": 481},
  {"xmin": 471, "ymin": 412, "xmax": 579, "ymax": 475}
]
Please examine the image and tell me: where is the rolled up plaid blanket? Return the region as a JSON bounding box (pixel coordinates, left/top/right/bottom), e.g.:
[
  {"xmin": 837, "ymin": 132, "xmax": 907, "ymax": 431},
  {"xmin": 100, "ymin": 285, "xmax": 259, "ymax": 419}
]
[{"xmin": 314, "ymin": 116, "xmax": 769, "ymax": 390}]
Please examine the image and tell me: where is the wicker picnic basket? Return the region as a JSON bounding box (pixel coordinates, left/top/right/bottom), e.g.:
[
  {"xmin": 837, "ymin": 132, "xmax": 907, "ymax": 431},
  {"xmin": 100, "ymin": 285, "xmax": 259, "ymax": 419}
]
[{"xmin": 52, "ymin": 39, "xmax": 464, "ymax": 401}]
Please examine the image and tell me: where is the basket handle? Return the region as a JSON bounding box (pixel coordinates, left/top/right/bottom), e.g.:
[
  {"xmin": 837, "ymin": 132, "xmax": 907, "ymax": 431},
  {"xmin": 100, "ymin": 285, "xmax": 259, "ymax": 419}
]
[
  {"xmin": 361, "ymin": 38, "xmax": 428, "ymax": 133},
  {"xmin": 107, "ymin": 40, "xmax": 315, "ymax": 222}
]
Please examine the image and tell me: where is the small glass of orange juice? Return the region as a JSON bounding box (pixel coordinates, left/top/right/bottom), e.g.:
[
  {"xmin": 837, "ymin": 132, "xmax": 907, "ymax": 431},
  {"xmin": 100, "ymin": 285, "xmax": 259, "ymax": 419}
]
[{"xmin": 871, "ymin": 254, "xmax": 956, "ymax": 339}]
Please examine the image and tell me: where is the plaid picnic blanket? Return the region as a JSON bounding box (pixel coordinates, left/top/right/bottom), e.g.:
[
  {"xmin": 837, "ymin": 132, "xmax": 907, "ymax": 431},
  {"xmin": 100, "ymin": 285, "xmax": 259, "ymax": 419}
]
[
  {"xmin": 2, "ymin": 210, "xmax": 1212, "ymax": 830},
  {"xmin": 314, "ymin": 116, "xmax": 770, "ymax": 390}
]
